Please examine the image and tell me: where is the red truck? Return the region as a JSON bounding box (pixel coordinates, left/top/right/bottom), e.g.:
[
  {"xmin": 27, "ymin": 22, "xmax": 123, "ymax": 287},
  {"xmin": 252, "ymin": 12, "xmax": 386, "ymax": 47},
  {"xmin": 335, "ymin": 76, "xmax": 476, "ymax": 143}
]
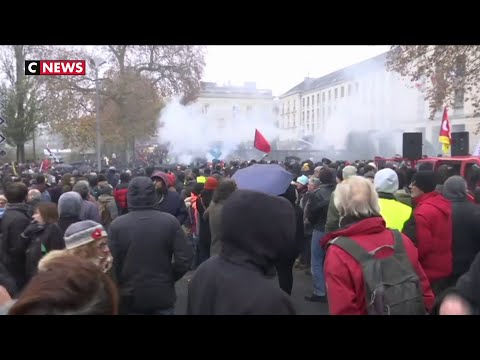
[{"xmin": 375, "ymin": 155, "xmax": 480, "ymax": 195}]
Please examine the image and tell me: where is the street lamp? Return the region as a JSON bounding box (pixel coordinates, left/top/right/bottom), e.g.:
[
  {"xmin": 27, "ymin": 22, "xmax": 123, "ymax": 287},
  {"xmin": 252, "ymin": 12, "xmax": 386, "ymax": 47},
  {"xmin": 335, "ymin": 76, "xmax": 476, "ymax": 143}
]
[{"xmin": 90, "ymin": 57, "xmax": 106, "ymax": 172}]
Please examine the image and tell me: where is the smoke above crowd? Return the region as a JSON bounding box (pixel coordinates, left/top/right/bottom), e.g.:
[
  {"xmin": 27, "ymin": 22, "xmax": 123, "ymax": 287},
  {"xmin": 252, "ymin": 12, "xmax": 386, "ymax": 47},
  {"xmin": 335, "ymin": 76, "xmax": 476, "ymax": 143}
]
[
  {"xmin": 158, "ymin": 97, "xmax": 288, "ymax": 163},
  {"xmin": 157, "ymin": 55, "xmax": 435, "ymax": 163}
]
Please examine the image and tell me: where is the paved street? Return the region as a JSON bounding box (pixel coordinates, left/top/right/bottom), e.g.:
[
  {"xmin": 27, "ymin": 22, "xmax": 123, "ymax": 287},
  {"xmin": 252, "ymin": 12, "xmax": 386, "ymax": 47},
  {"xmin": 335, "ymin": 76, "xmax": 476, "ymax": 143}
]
[{"xmin": 175, "ymin": 267, "xmax": 329, "ymax": 315}]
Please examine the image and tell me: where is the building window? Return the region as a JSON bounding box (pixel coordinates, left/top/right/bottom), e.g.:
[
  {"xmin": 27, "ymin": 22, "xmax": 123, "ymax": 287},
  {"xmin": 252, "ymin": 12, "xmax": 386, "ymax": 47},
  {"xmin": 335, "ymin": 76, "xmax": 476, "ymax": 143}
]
[
  {"xmin": 312, "ymin": 122, "xmax": 315, "ymax": 133},
  {"xmin": 322, "ymin": 107, "xmax": 325, "ymax": 119},
  {"xmin": 355, "ymin": 82, "xmax": 359, "ymax": 92},
  {"xmin": 340, "ymin": 86, "xmax": 345, "ymax": 98},
  {"xmin": 312, "ymin": 95, "xmax": 314, "ymax": 106},
  {"xmin": 303, "ymin": 98, "xmax": 305, "ymax": 107},
  {"xmin": 307, "ymin": 111, "xmax": 310, "ymax": 120},
  {"xmin": 282, "ymin": 104, "xmax": 285, "ymax": 115},
  {"xmin": 347, "ymin": 84, "xmax": 352, "ymax": 96},
  {"xmin": 328, "ymin": 90, "xmax": 331, "ymax": 101},
  {"xmin": 317, "ymin": 94, "xmax": 320, "ymax": 103},
  {"xmin": 327, "ymin": 106, "xmax": 331, "ymax": 117},
  {"xmin": 293, "ymin": 100, "xmax": 296, "ymax": 112},
  {"xmin": 218, "ymin": 118, "xmax": 225, "ymax": 128},
  {"xmin": 246, "ymin": 105, "xmax": 252, "ymax": 112},
  {"xmin": 454, "ymin": 89, "xmax": 465, "ymax": 110},
  {"xmin": 322, "ymin": 92, "xmax": 325, "ymax": 102},
  {"xmin": 334, "ymin": 88, "xmax": 338, "ymax": 99},
  {"xmin": 307, "ymin": 97, "xmax": 310, "ymax": 106},
  {"xmin": 312, "ymin": 109, "xmax": 315, "ymax": 120},
  {"xmin": 293, "ymin": 114, "xmax": 296, "ymax": 126},
  {"xmin": 302, "ymin": 112, "xmax": 305, "ymax": 121}
]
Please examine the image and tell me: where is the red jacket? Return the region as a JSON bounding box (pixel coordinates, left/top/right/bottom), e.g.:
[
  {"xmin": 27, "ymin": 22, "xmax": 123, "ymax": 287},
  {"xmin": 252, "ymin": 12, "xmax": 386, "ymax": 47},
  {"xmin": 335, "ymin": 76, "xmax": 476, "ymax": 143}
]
[
  {"xmin": 412, "ymin": 192, "xmax": 453, "ymax": 283},
  {"xmin": 114, "ymin": 184, "xmax": 129, "ymax": 210},
  {"xmin": 321, "ymin": 217, "xmax": 435, "ymax": 315}
]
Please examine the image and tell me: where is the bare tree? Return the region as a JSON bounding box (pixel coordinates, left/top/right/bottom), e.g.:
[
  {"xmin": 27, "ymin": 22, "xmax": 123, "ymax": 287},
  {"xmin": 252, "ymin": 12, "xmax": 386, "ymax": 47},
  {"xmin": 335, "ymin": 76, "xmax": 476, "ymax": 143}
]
[{"xmin": 0, "ymin": 45, "xmax": 55, "ymax": 162}]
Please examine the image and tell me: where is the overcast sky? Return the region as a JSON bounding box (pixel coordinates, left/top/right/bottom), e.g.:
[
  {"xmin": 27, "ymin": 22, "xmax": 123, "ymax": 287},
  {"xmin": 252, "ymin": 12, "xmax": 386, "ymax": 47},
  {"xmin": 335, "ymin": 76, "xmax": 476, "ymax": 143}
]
[{"xmin": 203, "ymin": 46, "xmax": 391, "ymax": 96}]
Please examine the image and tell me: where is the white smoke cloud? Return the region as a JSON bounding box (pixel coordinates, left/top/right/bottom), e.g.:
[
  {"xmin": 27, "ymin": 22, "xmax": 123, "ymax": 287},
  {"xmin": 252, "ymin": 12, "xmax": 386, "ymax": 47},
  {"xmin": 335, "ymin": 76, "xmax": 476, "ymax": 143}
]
[
  {"xmin": 305, "ymin": 53, "xmax": 429, "ymax": 159},
  {"xmin": 157, "ymin": 97, "xmax": 288, "ymax": 163}
]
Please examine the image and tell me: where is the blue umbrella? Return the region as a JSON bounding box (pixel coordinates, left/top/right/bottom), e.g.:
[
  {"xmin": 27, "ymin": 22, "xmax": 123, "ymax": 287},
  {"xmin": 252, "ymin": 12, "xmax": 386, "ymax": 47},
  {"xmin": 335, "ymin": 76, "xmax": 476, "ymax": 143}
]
[{"xmin": 232, "ymin": 164, "xmax": 294, "ymax": 196}]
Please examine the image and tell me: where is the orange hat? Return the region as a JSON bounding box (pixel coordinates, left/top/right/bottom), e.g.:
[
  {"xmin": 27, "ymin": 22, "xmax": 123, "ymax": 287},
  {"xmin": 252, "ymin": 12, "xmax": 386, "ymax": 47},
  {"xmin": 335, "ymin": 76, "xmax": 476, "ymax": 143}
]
[
  {"xmin": 204, "ymin": 177, "xmax": 219, "ymax": 191},
  {"xmin": 166, "ymin": 173, "xmax": 176, "ymax": 187}
]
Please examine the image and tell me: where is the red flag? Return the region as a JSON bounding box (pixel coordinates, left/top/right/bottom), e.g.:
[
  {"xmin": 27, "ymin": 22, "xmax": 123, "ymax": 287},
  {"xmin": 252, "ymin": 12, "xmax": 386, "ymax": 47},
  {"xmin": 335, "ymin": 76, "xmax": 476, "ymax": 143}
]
[
  {"xmin": 439, "ymin": 107, "xmax": 451, "ymax": 155},
  {"xmin": 254, "ymin": 129, "xmax": 271, "ymax": 153}
]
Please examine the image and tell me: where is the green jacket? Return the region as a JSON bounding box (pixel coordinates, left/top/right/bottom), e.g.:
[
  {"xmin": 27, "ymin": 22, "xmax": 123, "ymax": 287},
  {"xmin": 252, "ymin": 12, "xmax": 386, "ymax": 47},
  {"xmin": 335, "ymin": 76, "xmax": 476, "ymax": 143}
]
[{"xmin": 325, "ymin": 191, "xmax": 340, "ymax": 234}]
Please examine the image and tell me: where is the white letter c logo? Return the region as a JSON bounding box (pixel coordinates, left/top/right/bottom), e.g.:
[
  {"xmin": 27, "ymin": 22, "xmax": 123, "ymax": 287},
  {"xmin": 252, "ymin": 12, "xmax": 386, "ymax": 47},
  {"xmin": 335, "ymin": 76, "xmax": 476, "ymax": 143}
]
[{"xmin": 28, "ymin": 62, "xmax": 37, "ymax": 74}]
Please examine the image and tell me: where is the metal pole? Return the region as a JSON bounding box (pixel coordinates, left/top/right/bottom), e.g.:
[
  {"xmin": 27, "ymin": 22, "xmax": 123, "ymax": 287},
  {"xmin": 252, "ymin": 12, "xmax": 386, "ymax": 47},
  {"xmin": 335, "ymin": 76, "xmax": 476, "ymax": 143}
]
[{"xmin": 95, "ymin": 65, "xmax": 102, "ymax": 172}]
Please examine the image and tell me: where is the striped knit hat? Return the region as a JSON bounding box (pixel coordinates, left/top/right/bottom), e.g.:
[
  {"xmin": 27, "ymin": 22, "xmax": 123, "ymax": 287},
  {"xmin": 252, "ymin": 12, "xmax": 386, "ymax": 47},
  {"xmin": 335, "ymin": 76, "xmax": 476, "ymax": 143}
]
[{"xmin": 64, "ymin": 220, "xmax": 107, "ymax": 250}]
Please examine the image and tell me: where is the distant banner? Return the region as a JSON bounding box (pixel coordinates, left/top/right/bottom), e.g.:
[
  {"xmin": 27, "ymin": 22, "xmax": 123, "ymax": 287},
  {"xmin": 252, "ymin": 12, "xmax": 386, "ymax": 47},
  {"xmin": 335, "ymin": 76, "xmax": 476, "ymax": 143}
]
[{"xmin": 44, "ymin": 144, "xmax": 60, "ymax": 163}]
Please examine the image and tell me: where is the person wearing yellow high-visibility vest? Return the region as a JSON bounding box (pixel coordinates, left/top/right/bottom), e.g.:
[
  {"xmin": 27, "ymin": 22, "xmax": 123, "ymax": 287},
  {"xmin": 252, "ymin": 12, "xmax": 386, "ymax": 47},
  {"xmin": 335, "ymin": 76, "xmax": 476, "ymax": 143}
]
[{"xmin": 374, "ymin": 168, "xmax": 412, "ymax": 232}]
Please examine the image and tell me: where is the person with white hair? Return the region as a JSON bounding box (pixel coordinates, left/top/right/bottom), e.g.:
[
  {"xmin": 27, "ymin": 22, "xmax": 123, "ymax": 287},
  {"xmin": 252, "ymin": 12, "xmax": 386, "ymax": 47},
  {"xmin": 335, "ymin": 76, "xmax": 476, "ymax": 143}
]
[
  {"xmin": 325, "ymin": 165, "xmax": 357, "ymax": 234},
  {"xmin": 320, "ymin": 176, "xmax": 434, "ymax": 315}
]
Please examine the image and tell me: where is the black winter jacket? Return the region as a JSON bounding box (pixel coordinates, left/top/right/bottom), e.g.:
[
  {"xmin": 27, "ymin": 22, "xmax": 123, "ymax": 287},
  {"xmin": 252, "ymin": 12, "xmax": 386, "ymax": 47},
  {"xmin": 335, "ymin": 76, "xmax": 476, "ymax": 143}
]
[{"xmin": 109, "ymin": 177, "xmax": 192, "ymax": 314}]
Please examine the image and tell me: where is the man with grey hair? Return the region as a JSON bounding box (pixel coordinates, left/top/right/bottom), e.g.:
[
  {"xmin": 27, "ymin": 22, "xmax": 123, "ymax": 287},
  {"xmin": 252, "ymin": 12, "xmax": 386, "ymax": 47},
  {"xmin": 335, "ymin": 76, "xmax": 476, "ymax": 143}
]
[
  {"xmin": 27, "ymin": 189, "xmax": 42, "ymax": 212},
  {"xmin": 73, "ymin": 180, "xmax": 101, "ymax": 223},
  {"xmin": 325, "ymin": 165, "xmax": 357, "ymax": 234}
]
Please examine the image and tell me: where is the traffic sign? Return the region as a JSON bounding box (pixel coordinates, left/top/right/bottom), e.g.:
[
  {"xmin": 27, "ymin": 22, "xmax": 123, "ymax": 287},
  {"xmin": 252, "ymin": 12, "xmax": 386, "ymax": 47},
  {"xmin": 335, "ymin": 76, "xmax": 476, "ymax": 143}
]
[
  {"xmin": 0, "ymin": 149, "xmax": 6, "ymax": 158},
  {"xmin": 0, "ymin": 116, "xmax": 5, "ymax": 127},
  {"xmin": 0, "ymin": 133, "xmax": 6, "ymax": 145}
]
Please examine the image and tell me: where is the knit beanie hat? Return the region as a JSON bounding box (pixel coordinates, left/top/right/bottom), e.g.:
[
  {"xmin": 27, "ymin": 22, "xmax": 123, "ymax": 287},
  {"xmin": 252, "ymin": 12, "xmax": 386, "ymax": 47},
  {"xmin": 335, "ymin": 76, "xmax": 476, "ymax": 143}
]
[
  {"xmin": 204, "ymin": 177, "xmax": 219, "ymax": 191},
  {"xmin": 411, "ymin": 171, "xmax": 436, "ymax": 194},
  {"xmin": 64, "ymin": 220, "xmax": 107, "ymax": 250},
  {"xmin": 58, "ymin": 191, "xmax": 82, "ymax": 217},
  {"xmin": 296, "ymin": 175, "xmax": 309, "ymax": 186},
  {"xmin": 374, "ymin": 168, "xmax": 399, "ymax": 194}
]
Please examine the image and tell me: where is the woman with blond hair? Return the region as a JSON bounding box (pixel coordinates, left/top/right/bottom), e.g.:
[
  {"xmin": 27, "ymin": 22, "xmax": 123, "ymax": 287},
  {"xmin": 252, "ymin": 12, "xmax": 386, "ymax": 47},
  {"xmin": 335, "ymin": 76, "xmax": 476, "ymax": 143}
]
[{"xmin": 320, "ymin": 176, "xmax": 435, "ymax": 315}]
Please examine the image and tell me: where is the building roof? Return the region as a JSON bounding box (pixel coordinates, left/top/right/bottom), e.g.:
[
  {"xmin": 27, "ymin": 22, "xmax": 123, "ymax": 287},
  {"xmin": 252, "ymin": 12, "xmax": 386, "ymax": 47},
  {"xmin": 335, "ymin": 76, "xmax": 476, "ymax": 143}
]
[
  {"xmin": 280, "ymin": 52, "xmax": 389, "ymax": 97},
  {"xmin": 200, "ymin": 81, "xmax": 273, "ymax": 97}
]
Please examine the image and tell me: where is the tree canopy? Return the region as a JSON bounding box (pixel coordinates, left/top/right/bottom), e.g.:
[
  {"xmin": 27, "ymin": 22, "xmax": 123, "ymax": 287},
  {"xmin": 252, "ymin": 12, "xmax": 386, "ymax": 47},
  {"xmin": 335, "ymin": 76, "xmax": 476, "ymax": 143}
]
[
  {"xmin": 386, "ymin": 45, "xmax": 480, "ymax": 121},
  {"xmin": 0, "ymin": 45, "xmax": 206, "ymax": 162}
]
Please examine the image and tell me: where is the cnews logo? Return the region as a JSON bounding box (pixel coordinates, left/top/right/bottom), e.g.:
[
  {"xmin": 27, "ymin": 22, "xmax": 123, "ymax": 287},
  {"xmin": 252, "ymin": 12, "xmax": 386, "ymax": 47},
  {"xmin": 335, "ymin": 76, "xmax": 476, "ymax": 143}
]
[{"xmin": 25, "ymin": 60, "xmax": 86, "ymax": 75}]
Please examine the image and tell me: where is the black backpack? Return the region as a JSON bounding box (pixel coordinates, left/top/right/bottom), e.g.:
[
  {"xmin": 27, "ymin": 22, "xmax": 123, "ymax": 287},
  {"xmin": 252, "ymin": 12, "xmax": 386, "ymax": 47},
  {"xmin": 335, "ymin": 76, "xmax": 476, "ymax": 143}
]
[{"xmin": 328, "ymin": 230, "xmax": 427, "ymax": 315}]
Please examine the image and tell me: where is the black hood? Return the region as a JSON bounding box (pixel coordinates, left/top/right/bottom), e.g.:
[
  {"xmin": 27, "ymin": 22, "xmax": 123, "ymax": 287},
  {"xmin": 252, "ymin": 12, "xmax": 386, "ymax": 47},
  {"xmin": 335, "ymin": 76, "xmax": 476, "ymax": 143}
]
[
  {"xmin": 220, "ymin": 190, "xmax": 296, "ymax": 272},
  {"xmin": 127, "ymin": 176, "xmax": 156, "ymax": 209}
]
